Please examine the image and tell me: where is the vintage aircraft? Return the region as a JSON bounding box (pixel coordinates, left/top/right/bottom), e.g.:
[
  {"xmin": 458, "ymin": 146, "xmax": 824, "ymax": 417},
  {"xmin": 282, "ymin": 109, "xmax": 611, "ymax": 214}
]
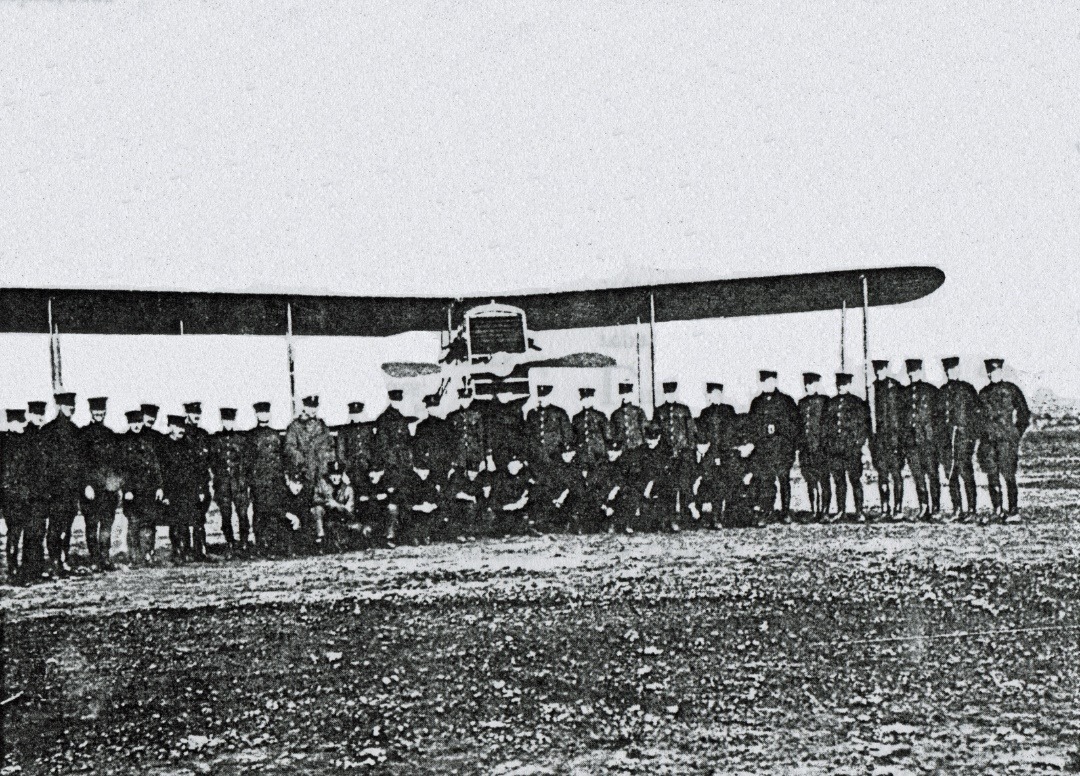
[{"xmin": 0, "ymin": 265, "xmax": 945, "ymax": 407}]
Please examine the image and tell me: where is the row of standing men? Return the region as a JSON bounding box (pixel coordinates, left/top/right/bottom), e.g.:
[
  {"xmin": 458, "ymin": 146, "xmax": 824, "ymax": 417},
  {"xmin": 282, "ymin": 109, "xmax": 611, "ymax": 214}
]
[{"xmin": 1, "ymin": 356, "xmax": 1029, "ymax": 584}]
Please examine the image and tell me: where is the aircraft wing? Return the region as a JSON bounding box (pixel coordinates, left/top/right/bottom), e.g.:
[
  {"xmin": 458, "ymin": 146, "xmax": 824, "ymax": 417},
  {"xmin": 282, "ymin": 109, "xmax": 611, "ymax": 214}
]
[{"xmin": 0, "ymin": 266, "xmax": 943, "ymax": 336}]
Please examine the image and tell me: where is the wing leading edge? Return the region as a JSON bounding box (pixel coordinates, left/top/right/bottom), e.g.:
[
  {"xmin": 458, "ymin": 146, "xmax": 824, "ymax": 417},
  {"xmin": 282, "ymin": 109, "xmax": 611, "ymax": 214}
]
[{"xmin": 0, "ymin": 266, "xmax": 943, "ymax": 336}]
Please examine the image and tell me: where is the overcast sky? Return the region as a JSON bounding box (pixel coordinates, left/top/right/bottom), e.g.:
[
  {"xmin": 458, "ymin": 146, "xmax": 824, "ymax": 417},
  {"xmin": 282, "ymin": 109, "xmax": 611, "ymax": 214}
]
[{"xmin": 2, "ymin": 1, "xmax": 1079, "ymax": 424}]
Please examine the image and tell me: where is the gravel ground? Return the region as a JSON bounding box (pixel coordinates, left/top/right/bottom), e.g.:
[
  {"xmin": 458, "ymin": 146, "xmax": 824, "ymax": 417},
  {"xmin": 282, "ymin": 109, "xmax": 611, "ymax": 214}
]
[{"xmin": 3, "ymin": 430, "xmax": 1080, "ymax": 775}]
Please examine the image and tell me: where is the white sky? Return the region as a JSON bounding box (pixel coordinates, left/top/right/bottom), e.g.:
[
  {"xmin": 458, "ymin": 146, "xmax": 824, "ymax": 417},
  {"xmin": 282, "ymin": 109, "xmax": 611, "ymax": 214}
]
[{"xmin": 2, "ymin": 1, "xmax": 1079, "ymax": 427}]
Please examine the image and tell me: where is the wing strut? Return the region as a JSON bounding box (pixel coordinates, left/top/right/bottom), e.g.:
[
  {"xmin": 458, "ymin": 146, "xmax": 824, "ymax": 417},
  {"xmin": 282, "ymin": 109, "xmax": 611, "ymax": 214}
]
[
  {"xmin": 649, "ymin": 292, "xmax": 657, "ymax": 417},
  {"xmin": 287, "ymin": 302, "xmax": 297, "ymax": 417},
  {"xmin": 862, "ymin": 275, "xmax": 873, "ymax": 430}
]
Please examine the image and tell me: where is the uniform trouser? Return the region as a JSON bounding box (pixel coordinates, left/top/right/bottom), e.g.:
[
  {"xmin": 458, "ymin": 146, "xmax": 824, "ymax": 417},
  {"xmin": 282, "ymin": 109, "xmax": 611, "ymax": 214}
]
[
  {"xmin": 22, "ymin": 501, "xmax": 49, "ymax": 579},
  {"xmin": 44, "ymin": 495, "xmax": 79, "ymax": 567},
  {"xmin": 941, "ymin": 438, "xmax": 977, "ymax": 512},
  {"xmin": 871, "ymin": 440, "xmax": 905, "ymax": 512},
  {"xmin": 82, "ymin": 492, "xmax": 120, "ymax": 566},
  {"xmin": 215, "ymin": 480, "xmax": 251, "ymax": 546},
  {"xmin": 166, "ymin": 494, "xmax": 201, "ymax": 559},
  {"xmin": 828, "ymin": 449, "xmax": 864, "ymax": 514},
  {"xmin": 760, "ymin": 450, "xmax": 794, "ymax": 514},
  {"xmin": 904, "ymin": 444, "xmax": 940, "ymax": 512},
  {"xmin": 251, "ymin": 488, "xmax": 276, "ymax": 551},
  {"xmin": 800, "ymin": 451, "xmax": 829, "ymax": 515},
  {"xmin": 124, "ymin": 492, "xmax": 157, "ymax": 565},
  {"xmin": 980, "ymin": 437, "xmax": 1020, "ymax": 513},
  {"xmin": 4, "ymin": 502, "xmax": 24, "ymax": 576}
]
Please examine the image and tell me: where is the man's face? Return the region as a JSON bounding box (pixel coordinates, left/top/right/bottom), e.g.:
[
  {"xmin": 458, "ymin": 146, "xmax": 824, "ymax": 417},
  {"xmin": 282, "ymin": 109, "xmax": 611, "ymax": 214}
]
[
  {"xmin": 287, "ymin": 478, "xmax": 303, "ymax": 495},
  {"xmin": 187, "ymin": 412, "xmax": 201, "ymax": 425},
  {"xmin": 908, "ymin": 369, "xmax": 924, "ymax": 383},
  {"xmin": 28, "ymin": 413, "xmax": 44, "ymax": 427},
  {"xmin": 874, "ymin": 367, "xmax": 888, "ymax": 381},
  {"xmin": 10, "ymin": 421, "xmax": 26, "ymax": 433},
  {"xmin": 945, "ymin": 367, "xmax": 959, "ymax": 381},
  {"xmin": 256, "ymin": 411, "xmax": 271, "ymax": 425},
  {"xmin": 761, "ymin": 377, "xmax": 778, "ymax": 393},
  {"xmin": 646, "ymin": 437, "xmax": 660, "ymax": 449},
  {"xmin": 128, "ymin": 420, "xmax": 144, "ymax": 433},
  {"xmin": 329, "ymin": 473, "xmax": 342, "ymax": 486},
  {"xmin": 607, "ymin": 449, "xmax": 622, "ymax": 462},
  {"xmin": 708, "ymin": 390, "xmax": 724, "ymax": 405},
  {"xmin": 143, "ymin": 414, "xmax": 156, "ymax": 428},
  {"xmin": 301, "ymin": 406, "xmax": 316, "ymax": 419},
  {"xmin": 497, "ymin": 392, "xmax": 516, "ymax": 404},
  {"xmin": 560, "ymin": 450, "xmax": 575, "ymax": 464},
  {"xmin": 58, "ymin": 404, "xmax": 74, "ymax": 418},
  {"xmin": 988, "ymin": 368, "xmax": 1003, "ymax": 384},
  {"xmin": 90, "ymin": 410, "xmax": 106, "ymax": 423},
  {"xmin": 222, "ymin": 420, "xmax": 236, "ymax": 432},
  {"xmin": 349, "ymin": 411, "xmax": 363, "ymax": 423},
  {"xmin": 170, "ymin": 426, "xmax": 185, "ymax": 439},
  {"xmin": 839, "ymin": 383, "xmax": 853, "ymax": 396},
  {"xmin": 804, "ymin": 382, "xmax": 820, "ymax": 397},
  {"xmin": 580, "ymin": 395, "xmax": 594, "ymax": 409},
  {"xmin": 507, "ymin": 460, "xmax": 524, "ymax": 475}
]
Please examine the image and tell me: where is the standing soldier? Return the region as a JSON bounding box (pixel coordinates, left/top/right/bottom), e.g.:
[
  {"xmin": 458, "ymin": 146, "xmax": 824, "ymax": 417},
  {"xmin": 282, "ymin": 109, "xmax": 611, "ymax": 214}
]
[
  {"xmin": 81, "ymin": 396, "xmax": 124, "ymax": 570},
  {"xmin": 608, "ymin": 382, "xmax": 647, "ymax": 452},
  {"xmin": 978, "ymin": 358, "xmax": 1030, "ymax": 521},
  {"xmin": 870, "ymin": 360, "xmax": 906, "ymax": 519},
  {"xmin": 3, "ymin": 410, "xmax": 30, "ymax": 583},
  {"xmin": 248, "ymin": 401, "xmax": 284, "ymax": 555},
  {"xmin": 375, "ymin": 389, "xmax": 415, "ymax": 472},
  {"xmin": 572, "ymin": 387, "xmax": 608, "ymax": 465},
  {"xmin": 901, "ymin": 359, "xmax": 942, "ymax": 519},
  {"xmin": 183, "ymin": 402, "xmax": 214, "ymax": 557},
  {"xmin": 336, "ymin": 401, "xmax": 375, "ymax": 490},
  {"xmin": 747, "ymin": 371, "xmax": 799, "ymax": 521},
  {"xmin": 19, "ymin": 403, "xmax": 48, "ymax": 582},
  {"xmin": 211, "ymin": 407, "xmax": 252, "ymax": 555},
  {"xmin": 41, "ymin": 392, "xmax": 82, "ymax": 576},
  {"xmin": 119, "ymin": 409, "xmax": 163, "ymax": 566},
  {"xmin": 654, "ymin": 382, "xmax": 696, "ymax": 456},
  {"xmin": 448, "ymin": 387, "xmax": 486, "ymax": 474},
  {"xmin": 158, "ymin": 415, "xmax": 210, "ymax": 562},
  {"xmin": 823, "ymin": 374, "xmax": 871, "ymax": 521},
  {"xmin": 695, "ymin": 383, "xmax": 738, "ymax": 524},
  {"xmin": 285, "ymin": 395, "xmax": 336, "ymax": 497},
  {"xmin": 525, "ymin": 384, "xmax": 574, "ymax": 468},
  {"xmin": 488, "ymin": 391, "xmax": 529, "ymax": 472},
  {"xmin": 937, "ymin": 357, "xmax": 982, "ymax": 519},
  {"xmin": 797, "ymin": 374, "xmax": 829, "ymax": 520}
]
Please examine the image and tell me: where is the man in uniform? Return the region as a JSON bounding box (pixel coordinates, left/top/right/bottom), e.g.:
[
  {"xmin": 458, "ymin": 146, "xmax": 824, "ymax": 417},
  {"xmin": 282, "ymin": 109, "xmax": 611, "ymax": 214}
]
[
  {"xmin": 525, "ymin": 384, "xmax": 574, "ymax": 469},
  {"xmin": 336, "ymin": 401, "xmax": 375, "ymax": 490},
  {"xmin": 608, "ymin": 382, "xmax": 647, "ymax": 452},
  {"xmin": 183, "ymin": 402, "xmax": 214, "ymax": 557},
  {"xmin": 211, "ymin": 407, "xmax": 252, "ymax": 555},
  {"xmin": 901, "ymin": 359, "xmax": 942, "ymax": 519},
  {"xmin": 448, "ymin": 387, "xmax": 485, "ymax": 474},
  {"xmin": 937, "ymin": 357, "xmax": 982, "ymax": 519},
  {"xmin": 248, "ymin": 402, "xmax": 283, "ymax": 555},
  {"xmin": 81, "ymin": 396, "xmax": 124, "ymax": 570},
  {"xmin": 870, "ymin": 360, "xmax": 906, "ymax": 518},
  {"xmin": 747, "ymin": 371, "xmax": 799, "ymax": 521},
  {"xmin": 654, "ymin": 381, "xmax": 696, "ymax": 457},
  {"xmin": 285, "ymin": 395, "xmax": 336, "ymax": 498},
  {"xmin": 479, "ymin": 389, "xmax": 529, "ymax": 475},
  {"xmin": 978, "ymin": 358, "xmax": 1030, "ymax": 521},
  {"xmin": 375, "ymin": 389, "xmax": 415, "ymax": 473},
  {"xmin": 311, "ymin": 460, "xmax": 355, "ymax": 551},
  {"xmin": 823, "ymin": 373, "xmax": 871, "ymax": 521},
  {"xmin": 119, "ymin": 408, "xmax": 163, "ymax": 566},
  {"xmin": 3, "ymin": 410, "xmax": 30, "ymax": 582},
  {"xmin": 41, "ymin": 392, "xmax": 82, "ymax": 576},
  {"xmin": 158, "ymin": 415, "xmax": 210, "ymax": 562},
  {"xmin": 490, "ymin": 450, "xmax": 535, "ymax": 537},
  {"xmin": 541, "ymin": 446, "xmax": 582, "ymax": 533},
  {"xmin": 695, "ymin": 383, "xmax": 738, "ymax": 526},
  {"xmin": 797, "ymin": 374, "xmax": 830, "ymax": 520},
  {"xmin": 403, "ymin": 427, "xmax": 443, "ymax": 545},
  {"xmin": 572, "ymin": 387, "xmax": 608, "ymax": 465},
  {"xmin": 638, "ymin": 422, "xmax": 678, "ymax": 531}
]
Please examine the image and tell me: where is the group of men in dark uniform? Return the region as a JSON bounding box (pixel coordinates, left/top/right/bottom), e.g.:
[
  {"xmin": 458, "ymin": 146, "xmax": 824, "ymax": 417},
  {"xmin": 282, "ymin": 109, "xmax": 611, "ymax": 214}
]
[{"xmin": 0, "ymin": 356, "xmax": 1030, "ymax": 585}]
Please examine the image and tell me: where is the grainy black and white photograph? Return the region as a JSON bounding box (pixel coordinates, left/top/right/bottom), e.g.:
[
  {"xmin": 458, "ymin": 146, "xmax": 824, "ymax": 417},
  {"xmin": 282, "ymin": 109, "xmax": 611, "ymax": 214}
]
[{"xmin": 2, "ymin": 2, "xmax": 1080, "ymax": 774}]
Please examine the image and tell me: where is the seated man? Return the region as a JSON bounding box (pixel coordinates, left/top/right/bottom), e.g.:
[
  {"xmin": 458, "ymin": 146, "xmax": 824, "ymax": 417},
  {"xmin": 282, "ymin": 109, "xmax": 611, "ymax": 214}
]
[
  {"xmin": 491, "ymin": 452, "xmax": 537, "ymax": 537},
  {"xmin": 312, "ymin": 460, "xmax": 355, "ymax": 552}
]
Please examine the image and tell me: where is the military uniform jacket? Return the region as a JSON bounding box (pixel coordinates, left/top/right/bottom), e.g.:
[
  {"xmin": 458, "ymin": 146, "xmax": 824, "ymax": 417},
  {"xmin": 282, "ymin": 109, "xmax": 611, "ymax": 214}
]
[
  {"xmin": 748, "ymin": 391, "xmax": 799, "ymax": 457},
  {"xmin": 81, "ymin": 421, "xmax": 123, "ymax": 493},
  {"xmin": 979, "ymin": 381, "xmax": 1030, "ymax": 442},
  {"xmin": 482, "ymin": 397, "xmax": 528, "ymax": 467},
  {"xmin": 413, "ymin": 416, "xmax": 452, "ymax": 477},
  {"xmin": 525, "ymin": 404, "xmax": 574, "ymax": 460},
  {"xmin": 638, "ymin": 440, "xmax": 678, "ymax": 499},
  {"xmin": 373, "ymin": 407, "xmax": 414, "ymax": 471},
  {"xmin": 450, "ymin": 468, "xmax": 492, "ymax": 509},
  {"xmin": 159, "ymin": 435, "xmax": 210, "ymax": 503},
  {"xmin": 400, "ymin": 468, "xmax": 441, "ymax": 509},
  {"xmin": 654, "ymin": 401, "xmax": 696, "ymax": 455},
  {"xmin": 119, "ymin": 430, "xmax": 163, "ymax": 496},
  {"xmin": 937, "ymin": 380, "xmax": 982, "ymax": 445},
  {"xmin": 335, "ymin": 421, "xmax": 376, "ymax": 480},
  {"xmin": 313, "ymin": 477, "xmax": 355, "ymax": 514},
  {"xmin": 823, "ymin": 394, "xmax": 871, "ymax": 455},
  {"xmin": 38, "ymin": 414, "xmax": 83, "ymax": 500},
  {"xmin": 902, "ymin": 381, "xmax": 941, "ymax": 448},
  {"xmin": 248, "ymin": 425, "xmax": 284, "ymax": 497},
  {"xmin": 609, "ymin": 402, "xmax": 648, "ymax": 451},
  {"xmin": 491, "ymin": 466, "xmax": 534, "ymax": 511},
  {"xmin": 284, "ymin": 416, "xmax": 336, "ymax": 487},
  {"xmin": 448, "ymin": 405, "xmax": 485, "ymax": 470},
  {"xmin": 872, "ymin": 378, "xmax": 905, "ymax": 447},
  {"xmin": 210, "ymin": 429, "xmax": 251, "ymax": 489},
  {"xmin": 797, "ymin": 395, "xmax": 828, "ymax": 454},
  {"xmin": 572, "ymin": 407, "xmax": 609, "ymax": 463},
  {"xmin": 1, "ymin": 431, "xmax": 34, "ymax": 502},
  {"xmin": 696, "ymin": 403, "xmax": 737, "ymax": 452}
]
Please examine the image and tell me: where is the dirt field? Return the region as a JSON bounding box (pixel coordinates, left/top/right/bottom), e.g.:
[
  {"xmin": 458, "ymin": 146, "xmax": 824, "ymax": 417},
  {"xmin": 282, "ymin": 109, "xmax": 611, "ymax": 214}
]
[{"xmin": 4, "ymin": 428, "xmax": 1080, "ymax": 775}]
